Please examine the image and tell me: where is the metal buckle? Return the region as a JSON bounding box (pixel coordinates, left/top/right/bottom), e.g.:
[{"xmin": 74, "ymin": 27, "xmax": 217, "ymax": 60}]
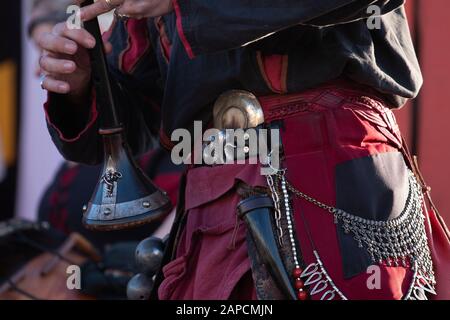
[{"xmin": 213, "ymin": 90, "xmax": 265, "ymax": 129}]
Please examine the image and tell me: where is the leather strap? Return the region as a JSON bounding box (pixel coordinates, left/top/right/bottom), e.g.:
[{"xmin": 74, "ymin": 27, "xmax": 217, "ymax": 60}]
[
  {"xmin": 401, "ymin": 137, "xmax": 450, "ymax": 241},
  {"xmin": 237, "ymin": 195, "xmax": 274, "ymax": 219}
]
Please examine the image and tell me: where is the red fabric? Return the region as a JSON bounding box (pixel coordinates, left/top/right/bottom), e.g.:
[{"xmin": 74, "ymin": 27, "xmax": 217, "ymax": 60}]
[
  {"xmin": 158, "ymin": 82, "xmax": 450, "ymax": 300},
  {"xmin": 155, "ymin": 17, "xmax": 172, "ymax": 62},
  {"xmin": 48, "ymin": 165, "xmax": 79, "ymax": 235},
  {"xmin": 260, "ymin": 54, "xmax": 286, "ymax": 93},
  {"xmin": 158, "ymin": 164, "xmax": 265, "ymax": 300},
  {"xmin": 173, "ymin": 0, "xmax": 195, "ymax": 59},
  {"xmin": 121, "ymin": 19, "xmax": 151, "ymax": 74},
  {"xmin": 278, "ymin": 87, "xmax": 409, "ymax": 300},
  {"xmin": 153, "ymin": 173, "xmax": 182, "ymax": 207}
]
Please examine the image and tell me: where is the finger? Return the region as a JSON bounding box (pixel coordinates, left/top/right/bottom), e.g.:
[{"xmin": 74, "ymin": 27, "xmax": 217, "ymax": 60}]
[
  {"xmin": 80, "ymin": 0, "xmax": 121, "ymax": 22},
  {"xmin": 75, "ymin": 0, "xmax": 124, "ymax": 7},
  {"xmin": 40, "ymin": 55, "xmax": 76, "ymax": 75},
  {"xmin": 38, "ymin": 32, "xmax": 79, "ymax": 55},
  {"xmin": 53, "ymin": 23, "xmax": 96, "ymax": 49},
  {"xmin": 116, "ymin": 1, "xmax": 147, "ymax": 18},
  {"xmin": 41, "ymin": 75, "xmax": 70, "ymax": 94},
  {"xmin": 104, "ymin": 40, "xmax": 113, "ymax": 54}
]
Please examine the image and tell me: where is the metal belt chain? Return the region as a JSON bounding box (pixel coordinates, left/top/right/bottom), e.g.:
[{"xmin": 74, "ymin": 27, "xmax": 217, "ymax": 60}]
[
  {"xmin": 283, "ymin": 180, "xmax": 337, "ymax": 216},
  {"xmin": 280, "ymin": 170, "xmax": 436, "ymax": 287},
  {"xmin": 266, "ymin": 174, "xmax": 284, "ymax": 245},
  {"xmin": 269, "ymin": 169, "xmax": 437, "ymax": 300}
]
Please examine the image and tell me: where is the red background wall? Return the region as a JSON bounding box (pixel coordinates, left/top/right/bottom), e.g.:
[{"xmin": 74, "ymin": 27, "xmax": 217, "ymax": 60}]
[{"xmin": 396, "ymin": 0, "xmax": 450, "ymax": 225}]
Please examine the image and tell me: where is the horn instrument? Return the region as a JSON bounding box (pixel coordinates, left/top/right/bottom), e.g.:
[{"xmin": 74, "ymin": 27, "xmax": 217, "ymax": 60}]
[{"xmin": 81, "ymin": 0, "xmax": 172, "ymax": 231}]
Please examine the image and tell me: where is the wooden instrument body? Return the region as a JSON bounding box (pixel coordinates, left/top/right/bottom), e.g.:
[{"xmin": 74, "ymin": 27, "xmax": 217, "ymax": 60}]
[{"xmin": 0, "ymin": 231, "xmax": 99, "ymax": 300}]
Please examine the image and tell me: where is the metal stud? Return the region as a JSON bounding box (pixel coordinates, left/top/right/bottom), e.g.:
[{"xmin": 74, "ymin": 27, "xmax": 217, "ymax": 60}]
[{"xmin": 143, "ymin": 201, "xmax": 151, "ymax": 208}]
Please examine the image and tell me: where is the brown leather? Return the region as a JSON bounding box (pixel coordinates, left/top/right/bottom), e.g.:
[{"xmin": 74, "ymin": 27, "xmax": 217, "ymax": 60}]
[
  {"xmin": 0, "ymin": 233, "xmax": 96, "ymax": 300},
  {"xmin": 237, "ymin": 195, "xmax": 274, "ymax": 218}
]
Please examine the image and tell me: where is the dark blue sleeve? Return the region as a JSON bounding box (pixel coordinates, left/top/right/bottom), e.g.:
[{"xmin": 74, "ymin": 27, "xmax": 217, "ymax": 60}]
[{"xmin": 173, "ymin": 0, "xmax": 404, "ymax": 57}]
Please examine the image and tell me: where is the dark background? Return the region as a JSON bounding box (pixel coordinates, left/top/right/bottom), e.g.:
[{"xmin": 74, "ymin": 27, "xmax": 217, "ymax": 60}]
[{"xmin": 0, "ymin": 2, "xmax": 21, "ymax": 221}]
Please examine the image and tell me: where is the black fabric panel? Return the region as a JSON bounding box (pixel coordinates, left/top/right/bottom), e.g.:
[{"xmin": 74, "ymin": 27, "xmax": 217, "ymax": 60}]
[{"xmin": 335, "ymin": 151, "xmax": 409, "ymax": 278}]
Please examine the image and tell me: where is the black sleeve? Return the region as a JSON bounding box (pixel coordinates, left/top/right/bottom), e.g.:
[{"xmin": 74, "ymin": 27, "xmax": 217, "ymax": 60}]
[
  {"xmin": 45, "ymin": 18, "xmax": 162, "ymax": 165},
  {"xmin": 173, "ymin": 0, "xmax": 405, "ymax": 57}
]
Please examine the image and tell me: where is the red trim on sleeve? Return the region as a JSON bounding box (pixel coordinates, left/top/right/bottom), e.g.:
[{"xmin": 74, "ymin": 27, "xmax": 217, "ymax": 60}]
[
  {"xmin": 121, "ymin": 19, "xmax": 151, "ymax": 74},
  {"xmin": 155, "ymin": 17, "xmax": 173, "ymax": 62},
  {"xmin": 159, "ymin": 128, "xmax": 176, "ymax": 150},
  {"xmin": 44, "ymin": 91, "xmax": 98, "ymax": 143},
  {"xmin": 173, "ymin": 0, "xmax": 195, "ymax": 59}
]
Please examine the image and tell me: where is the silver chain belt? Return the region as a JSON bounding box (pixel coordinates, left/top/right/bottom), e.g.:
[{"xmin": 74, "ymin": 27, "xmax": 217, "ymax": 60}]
[
  {"xmin": 267, "ymin": 168, "xmax": 437, "ymax": 300},
  {"xmin": 284, "ymin": 170, "xmax": 435, "ymax": 284}
]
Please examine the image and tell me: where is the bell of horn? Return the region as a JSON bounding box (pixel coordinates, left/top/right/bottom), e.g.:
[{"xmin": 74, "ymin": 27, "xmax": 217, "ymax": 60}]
[
  {"xmin": 81, "ymin": 0, "xmax": 172, "ymax": 231},
  {"xmin": 82, "ymin": 131, "xmax": 172, "ymax": 231}
]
